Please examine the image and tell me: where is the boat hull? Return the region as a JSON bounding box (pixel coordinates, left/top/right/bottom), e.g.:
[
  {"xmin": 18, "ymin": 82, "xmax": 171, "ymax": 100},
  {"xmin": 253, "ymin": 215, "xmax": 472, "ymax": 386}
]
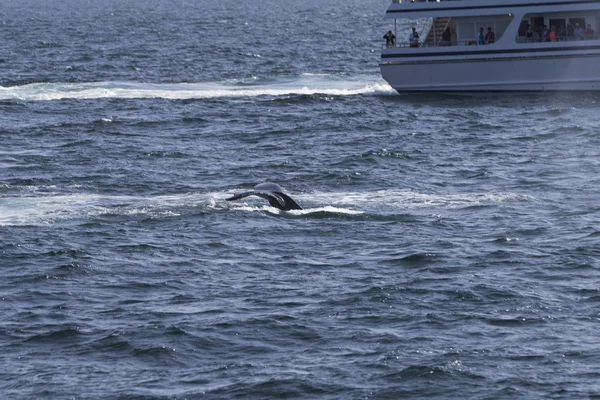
[{"xmin": 381, "ymin": 52, "xmax": 600, "ymax": 92}]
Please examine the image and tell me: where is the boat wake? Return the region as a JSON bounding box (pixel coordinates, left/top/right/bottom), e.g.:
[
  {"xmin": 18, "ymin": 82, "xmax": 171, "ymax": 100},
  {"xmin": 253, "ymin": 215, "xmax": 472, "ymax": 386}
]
[
  {"xmin": 305, "ymin": 189, "xmax": 531, "ymax": 210},
  {"xmin": 0, "ymin": 75, "xmax": 395, "ymax": 101},
  {"xmin": 0, "ymin": 188, "xmax": 530, "ymax": 226},
  {"xmin": 0, "ymin": 192, "xmax": 203, "ymax": 227}
]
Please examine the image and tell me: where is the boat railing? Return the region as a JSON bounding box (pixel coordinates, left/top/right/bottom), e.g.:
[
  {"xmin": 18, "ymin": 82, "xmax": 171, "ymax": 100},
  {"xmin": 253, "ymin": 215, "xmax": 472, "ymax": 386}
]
[
  {"xmin": 517, "ymin": 35, "xmax": 599, "ymax": 42},
  {"xmin": 382, "ymin": 40, "xmax": 477, "ymax": 50},
  {"xmin": 383, "ymin": 34, "xmax": 600, "ymax": 50}
]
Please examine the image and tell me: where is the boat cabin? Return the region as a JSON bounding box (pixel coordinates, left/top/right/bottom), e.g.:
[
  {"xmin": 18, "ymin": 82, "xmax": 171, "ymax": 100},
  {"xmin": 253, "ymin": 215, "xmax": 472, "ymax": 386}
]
[{"xmin": 383, "ymin": 0, "xmax": 600, "ymax": 49}]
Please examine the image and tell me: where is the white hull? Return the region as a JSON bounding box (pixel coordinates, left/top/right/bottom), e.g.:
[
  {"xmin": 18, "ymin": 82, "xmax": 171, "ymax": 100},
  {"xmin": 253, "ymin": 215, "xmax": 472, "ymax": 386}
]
[
  {"xmin": 381, "ymin": 53, "xmax": 600, "ymax": 92},
  {"xmin": 380, "ymin": 0, "xmax": 600, "ymax": 92}
]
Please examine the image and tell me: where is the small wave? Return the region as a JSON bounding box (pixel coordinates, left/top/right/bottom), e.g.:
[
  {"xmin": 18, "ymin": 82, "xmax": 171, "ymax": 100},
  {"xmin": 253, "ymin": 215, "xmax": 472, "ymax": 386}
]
[
  {"xmin": 382, "ymin": 252, "xmax": 439, "ymax": 267},
  {"xmin": 0, "ymin": 75, "xmax": 395, "ymax": 101},
  {"xmin": 362, "ymin": 148, "xmax": 410, "ymax": 159},
  {"xmin": 486, "ymin": 317, "xmax": 547, "ymax": 326},
  {"xmin": 386, "ymin": 364, "xmax": 453, "ymax": 380},
  {"xmin": 24, "ymin": 327, "xmax": 82, "ymax": 343},
  {"xmin": 491, "ymin": 237, "xmax": 520, "ymax": 244}
]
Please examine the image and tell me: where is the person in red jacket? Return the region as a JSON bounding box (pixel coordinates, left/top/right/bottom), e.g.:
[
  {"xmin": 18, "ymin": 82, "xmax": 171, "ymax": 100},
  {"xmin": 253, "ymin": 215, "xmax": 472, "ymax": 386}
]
[
  {"xmin": 585, "ymin": 24, "xmax": 595, "ymax": 40},
  {"xmin": 548, "ymin": 26, "xmax": 558, "ymax": 42},
  {"xmin": 485, "ymin": 27, "xmax": 495, "ymax": 44}
]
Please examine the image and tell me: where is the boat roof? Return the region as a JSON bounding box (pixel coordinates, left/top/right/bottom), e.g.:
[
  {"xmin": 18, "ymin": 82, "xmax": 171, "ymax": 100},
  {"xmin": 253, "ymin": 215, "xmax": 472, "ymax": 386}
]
[{"xmin": 385, "ymin": 0, "xmax": 600, "ymax": 19}]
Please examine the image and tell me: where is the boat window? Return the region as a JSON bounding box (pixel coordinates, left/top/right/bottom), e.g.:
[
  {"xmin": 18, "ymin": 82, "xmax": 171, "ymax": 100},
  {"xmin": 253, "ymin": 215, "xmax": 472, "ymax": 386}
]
[
  {"xmin": 455, "ymin": 15, "xmax": 513, "ymax": 45},
  {"xmin": 518, "ymin": 12, "xmax": 599, "ymax": 43}
]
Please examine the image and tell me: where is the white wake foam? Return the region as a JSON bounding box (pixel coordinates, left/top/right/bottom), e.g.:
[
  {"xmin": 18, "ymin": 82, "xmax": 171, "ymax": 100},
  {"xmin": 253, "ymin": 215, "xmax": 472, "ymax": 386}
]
[
  {"xmin": 223, "ymin": 188, "xmax": 528, "ymax": 216},
  {"xmin": 0, "ymin": 192, "xmax": 216, "ymax": 226},
  {"xmin": 0, "ymin": 75, "xmax": 395, "ymax": 101},
  {"xmin": 303, "ymin": 189, "xmax": 532, "ymax": 210},
  {"xmin": 0, "ymin": 188, "xmax": 524, "ymax": 226}
]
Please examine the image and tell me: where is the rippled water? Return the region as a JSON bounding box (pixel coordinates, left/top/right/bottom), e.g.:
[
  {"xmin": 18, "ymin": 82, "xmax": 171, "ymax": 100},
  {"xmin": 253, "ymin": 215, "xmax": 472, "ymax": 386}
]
[{"xmin": 2, "ymin": 0, "xmax": 600, "ymax": 398}]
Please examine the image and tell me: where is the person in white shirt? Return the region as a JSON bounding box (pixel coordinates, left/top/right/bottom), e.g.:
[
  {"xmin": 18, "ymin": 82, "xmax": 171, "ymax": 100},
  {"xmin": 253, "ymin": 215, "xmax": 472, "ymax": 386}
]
[
  {"xmin": 574, "ymin": 23, "xmax": 585, "ymax": 40},
  {"xmin": 409, "ymin": 27, "xmax": 420, "ymax": 48}
]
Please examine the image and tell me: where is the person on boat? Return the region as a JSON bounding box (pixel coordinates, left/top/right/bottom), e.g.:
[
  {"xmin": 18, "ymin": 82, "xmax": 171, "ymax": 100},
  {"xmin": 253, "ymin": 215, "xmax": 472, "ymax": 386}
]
[
  {"xmin": 478, "ymin": 27, "xmax": 485, "ymax": 45},
  {"xmin": 566, "ymin": 21, "xmax": 575, "ymax": 39},
  {"xmin": 541, "ymin": 25, "xmax": 549, "ymax": 40},
  {"xmin": 384, "ymin": 30, "xmax": 396, "ymax": 48},
  {"xmin": 485, "ymin": 27, "xmax": 495, "ymax": 44},
  {"xmin": 574, "ymin": 23, "xmax": 585, "ymax": 40},
  {"xmin": 585, "ymin": 24, "xmax": 595, "ymax": 40},
  {"xmin": 548, "ymin": 26, "xmax": 557, "ymax": 42},
  {"xmin": 525, "ymin": 25, "xmax": 534, "ymax": 42},
  {"xmin": 441, "ymin": 27, "xmax": 451, "ymax": 46},
  {"xmin": 409, "ymin": 27, "xmax": 420, "ymax": 48},
  {"xmin": 535, "ymin": 25, "xmax": 544, "ymax": 41},
  {"xmin": 558, "ymin": 25, "xmax": 567, "ymax": 41}
]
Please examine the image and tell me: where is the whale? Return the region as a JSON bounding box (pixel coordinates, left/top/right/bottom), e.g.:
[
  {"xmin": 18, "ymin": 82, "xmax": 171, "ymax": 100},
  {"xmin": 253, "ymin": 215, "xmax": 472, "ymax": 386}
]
[{"xmin": 226, "ymin": 183, "xmax": 303, "ymax": 211}]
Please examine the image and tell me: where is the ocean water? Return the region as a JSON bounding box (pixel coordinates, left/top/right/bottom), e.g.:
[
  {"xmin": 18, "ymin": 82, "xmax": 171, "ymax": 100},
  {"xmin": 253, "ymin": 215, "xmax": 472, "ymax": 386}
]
[{"xmin": 2, "ymin": 0, "xmax": 600, "ymax": 398}]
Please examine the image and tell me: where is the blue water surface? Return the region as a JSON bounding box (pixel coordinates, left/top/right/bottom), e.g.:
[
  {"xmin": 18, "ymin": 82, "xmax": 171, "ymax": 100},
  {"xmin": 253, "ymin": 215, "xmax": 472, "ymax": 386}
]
[{"xmin": 1, "ymin": 0, "xmax": 600, "ymax": 398}]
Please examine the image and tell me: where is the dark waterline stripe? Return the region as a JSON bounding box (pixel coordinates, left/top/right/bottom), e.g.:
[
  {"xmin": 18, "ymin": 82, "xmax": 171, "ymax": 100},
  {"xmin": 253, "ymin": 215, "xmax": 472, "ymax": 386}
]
[
  {"xmin": 380, "ymin": 52, "xmax": 600, "ymax": 65},
  {"xmin": 381, "ymin": 44, "xmax": 600, "ymax": 58}
]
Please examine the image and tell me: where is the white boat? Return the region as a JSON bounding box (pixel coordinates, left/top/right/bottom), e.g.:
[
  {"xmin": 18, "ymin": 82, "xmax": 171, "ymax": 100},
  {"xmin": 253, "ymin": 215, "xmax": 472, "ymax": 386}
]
[{"xmin": 380, "ymin": 0, "xmax": 600, "ymax": 92}]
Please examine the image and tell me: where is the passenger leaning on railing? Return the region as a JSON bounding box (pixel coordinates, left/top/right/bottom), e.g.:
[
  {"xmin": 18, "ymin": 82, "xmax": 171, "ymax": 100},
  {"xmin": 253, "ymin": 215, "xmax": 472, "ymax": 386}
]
[{"xmin": 409, "ymin": 27, "xmax": 420, "ymax": 47}]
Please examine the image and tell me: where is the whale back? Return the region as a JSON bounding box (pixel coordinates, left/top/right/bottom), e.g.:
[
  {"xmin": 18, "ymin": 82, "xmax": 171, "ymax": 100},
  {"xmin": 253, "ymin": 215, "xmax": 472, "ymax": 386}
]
[
  {"xmin": 254, "ymin": 183, "xmax": 302, "ymax": 210},
  {"xmin": 226, "ymin": 182, "xmax": 303, "ymax": 211}
]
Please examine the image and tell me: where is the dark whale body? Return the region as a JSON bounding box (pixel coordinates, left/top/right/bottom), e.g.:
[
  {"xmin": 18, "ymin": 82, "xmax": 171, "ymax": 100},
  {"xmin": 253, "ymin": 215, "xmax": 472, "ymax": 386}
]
[{"xmin": 226, "ymin": 183, "xmax": 303, "ymax": 211}]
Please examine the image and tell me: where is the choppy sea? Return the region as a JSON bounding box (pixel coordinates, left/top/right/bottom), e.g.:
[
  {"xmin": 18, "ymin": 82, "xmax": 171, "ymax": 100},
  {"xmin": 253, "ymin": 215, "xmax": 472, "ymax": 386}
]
[{"xmin": 2, "ymin": 0, "xmax": 600, "ymax": 398}]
